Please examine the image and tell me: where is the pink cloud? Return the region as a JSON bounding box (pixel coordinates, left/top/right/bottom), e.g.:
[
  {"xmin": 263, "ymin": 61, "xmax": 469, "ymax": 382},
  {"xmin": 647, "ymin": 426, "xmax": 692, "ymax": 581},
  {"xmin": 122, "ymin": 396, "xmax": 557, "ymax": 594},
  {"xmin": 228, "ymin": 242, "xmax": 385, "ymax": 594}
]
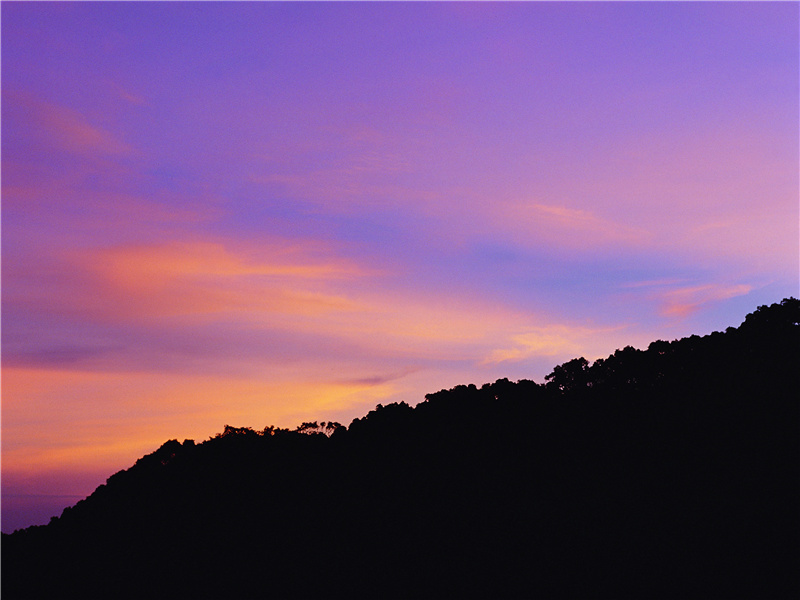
[
  {"xmin": 495, "ymin": 201, "xmax": 652, "ymax": 250},
  {"xmin": 2, "ymin": 182, "xmax": 214, "ymax": 231},
  {"xmin": 549, "ymin": 120, "xmax": 797, "ymax": 267},
  {"xmin": 106, "ymin": 80, "xmax": 146, "ymax": 106},
  {"xmin": 657, "ymin": 283, "xmax": 754, "ymax": 318},
  {"xmin": 4, "ymin": 90, "xmax": 130, "ymax": 156}
]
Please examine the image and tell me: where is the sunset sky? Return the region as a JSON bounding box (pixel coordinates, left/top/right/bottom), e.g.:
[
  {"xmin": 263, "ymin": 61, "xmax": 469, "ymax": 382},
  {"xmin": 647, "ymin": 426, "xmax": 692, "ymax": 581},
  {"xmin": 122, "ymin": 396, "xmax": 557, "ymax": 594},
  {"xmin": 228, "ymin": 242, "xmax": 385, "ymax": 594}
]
[{"xmin": 2, "ymin": 2, "xmax": 798, "ymax": 532}]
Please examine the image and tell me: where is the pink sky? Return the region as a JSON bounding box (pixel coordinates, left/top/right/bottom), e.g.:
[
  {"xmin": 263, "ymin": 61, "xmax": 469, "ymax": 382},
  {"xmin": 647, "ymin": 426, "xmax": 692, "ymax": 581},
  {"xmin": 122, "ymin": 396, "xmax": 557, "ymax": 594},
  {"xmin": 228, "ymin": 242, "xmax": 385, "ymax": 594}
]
[{"xmin": 2, "ymin": 2, "xmax": 798, "ymax": 532}]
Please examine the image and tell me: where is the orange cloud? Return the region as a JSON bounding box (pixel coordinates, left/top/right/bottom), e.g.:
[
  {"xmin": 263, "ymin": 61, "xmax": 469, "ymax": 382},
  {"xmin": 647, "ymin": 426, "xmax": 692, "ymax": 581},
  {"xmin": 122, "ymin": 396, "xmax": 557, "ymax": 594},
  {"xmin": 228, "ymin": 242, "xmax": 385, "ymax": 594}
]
[
  {"xmin": 97, "ymin": 241, "xmax": 364, "ymax": 282},
  {"xmin": 54, "ymin": 240, "xmax": 371, "ymax": 322},
  {"xmin": 482, "ymin": 323, "xmax": 628, "ymax": 365}
]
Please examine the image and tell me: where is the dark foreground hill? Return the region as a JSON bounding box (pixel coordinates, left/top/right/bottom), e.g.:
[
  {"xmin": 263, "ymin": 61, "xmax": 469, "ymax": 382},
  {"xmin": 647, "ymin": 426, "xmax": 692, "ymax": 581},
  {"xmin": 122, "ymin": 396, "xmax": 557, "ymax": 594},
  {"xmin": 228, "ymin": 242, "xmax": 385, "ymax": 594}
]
[{"xmin": 3, "ymin": 299, "xmax": 799, "ymax": 599}]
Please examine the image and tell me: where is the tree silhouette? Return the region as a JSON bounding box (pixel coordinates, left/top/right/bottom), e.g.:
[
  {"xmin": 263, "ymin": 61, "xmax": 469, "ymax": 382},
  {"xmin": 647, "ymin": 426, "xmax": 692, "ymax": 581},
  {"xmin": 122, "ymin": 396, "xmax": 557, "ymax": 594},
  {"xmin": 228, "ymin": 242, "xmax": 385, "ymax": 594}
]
[
  {"xmin": 545, "ymin": 356, "xmax": 589, "ymax": 392},
  {"xmin": 2, "ymin": 298, "xmax": 798, "ymax": 599}
]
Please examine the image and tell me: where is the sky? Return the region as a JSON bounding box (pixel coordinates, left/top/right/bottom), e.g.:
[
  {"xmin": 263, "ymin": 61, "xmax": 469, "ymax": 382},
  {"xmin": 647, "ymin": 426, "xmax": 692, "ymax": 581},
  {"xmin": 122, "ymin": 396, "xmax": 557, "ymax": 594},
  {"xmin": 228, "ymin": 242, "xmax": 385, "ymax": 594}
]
[{"xmin": 2, "ymin": 1, "xmax": 798, "ymax": 533}]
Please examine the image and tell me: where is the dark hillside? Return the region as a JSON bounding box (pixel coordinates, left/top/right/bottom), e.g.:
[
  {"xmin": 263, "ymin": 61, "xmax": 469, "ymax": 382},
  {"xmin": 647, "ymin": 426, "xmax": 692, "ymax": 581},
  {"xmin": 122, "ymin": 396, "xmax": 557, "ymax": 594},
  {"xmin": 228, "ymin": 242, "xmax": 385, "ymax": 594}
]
[{"xmin": 3, "ymin": 299, "xmax": 798, "ymax": 599}]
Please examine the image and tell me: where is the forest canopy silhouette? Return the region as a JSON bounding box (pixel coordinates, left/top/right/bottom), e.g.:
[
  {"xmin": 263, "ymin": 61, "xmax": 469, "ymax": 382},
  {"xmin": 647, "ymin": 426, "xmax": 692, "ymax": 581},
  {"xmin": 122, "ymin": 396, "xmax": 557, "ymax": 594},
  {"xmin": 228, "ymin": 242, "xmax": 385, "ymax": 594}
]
[{"xmin": 3, "ymin": 299, "xmax": 798, "ymax": 599}]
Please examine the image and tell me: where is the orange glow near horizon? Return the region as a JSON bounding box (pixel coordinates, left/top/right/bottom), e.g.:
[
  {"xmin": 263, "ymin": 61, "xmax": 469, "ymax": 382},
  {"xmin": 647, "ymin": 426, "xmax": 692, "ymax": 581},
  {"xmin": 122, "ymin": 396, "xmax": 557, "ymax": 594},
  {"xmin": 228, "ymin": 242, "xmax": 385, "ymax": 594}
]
[{"xmin": 1, "ymin": 365, "xmax": 404, "ymax": 492}]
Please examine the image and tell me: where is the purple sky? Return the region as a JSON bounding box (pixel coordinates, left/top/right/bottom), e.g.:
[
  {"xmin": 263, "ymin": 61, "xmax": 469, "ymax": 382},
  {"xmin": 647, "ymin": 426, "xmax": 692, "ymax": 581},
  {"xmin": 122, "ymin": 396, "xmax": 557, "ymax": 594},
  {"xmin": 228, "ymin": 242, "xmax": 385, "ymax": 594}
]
[{"xmin": 2, "ymin": 2, "xmax": 798, "ymax": 533}]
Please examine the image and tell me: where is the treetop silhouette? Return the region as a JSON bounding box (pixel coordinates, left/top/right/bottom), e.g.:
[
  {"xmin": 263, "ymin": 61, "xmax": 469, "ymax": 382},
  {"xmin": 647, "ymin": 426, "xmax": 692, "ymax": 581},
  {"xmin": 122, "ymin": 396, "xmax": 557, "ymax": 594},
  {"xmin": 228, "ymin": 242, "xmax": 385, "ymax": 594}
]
[{"xmin": 3, "ymin": 298, "xmax": 798, "ymax": 599}]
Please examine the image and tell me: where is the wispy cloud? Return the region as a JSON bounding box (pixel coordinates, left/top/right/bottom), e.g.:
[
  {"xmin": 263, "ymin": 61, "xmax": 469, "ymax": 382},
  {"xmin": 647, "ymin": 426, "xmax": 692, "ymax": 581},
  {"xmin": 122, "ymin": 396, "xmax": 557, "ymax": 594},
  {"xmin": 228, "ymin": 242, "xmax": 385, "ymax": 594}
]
[
  {"xmin": 3, "ymin": 239, "xmax": 370, "ymax": 330},
  {"xmin": 4, "ymin": 90, "xmax": 130, "ymax": 156},
  {"xmin": 619, "ymin": 278, "xmax": 693, "ymax": 290},
  {"xmin": 483, "ymin": 323, "xmax": 627, "ymax": 365},
  {"xmin": 486, "ymin": 200, "xmax": 651, "ymax": 252},
  {"xmin": 106, "ymin": 80, "xmax": 146, "ymax": 106},
  {"xmin": 657, "ymin": 283, "xmax": 754, "ymax": 318},
  {"xmin": 338, "ymin": 367, "xmax": 420, "ymax": 388}
]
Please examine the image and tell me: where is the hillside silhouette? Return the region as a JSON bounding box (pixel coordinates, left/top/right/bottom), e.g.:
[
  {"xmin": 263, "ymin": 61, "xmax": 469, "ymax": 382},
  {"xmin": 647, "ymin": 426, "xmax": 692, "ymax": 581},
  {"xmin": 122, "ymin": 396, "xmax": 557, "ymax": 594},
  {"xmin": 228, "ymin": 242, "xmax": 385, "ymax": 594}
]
[{"xmin": 3, "ymin": 299, "xmax": 798, "ymax": 599}]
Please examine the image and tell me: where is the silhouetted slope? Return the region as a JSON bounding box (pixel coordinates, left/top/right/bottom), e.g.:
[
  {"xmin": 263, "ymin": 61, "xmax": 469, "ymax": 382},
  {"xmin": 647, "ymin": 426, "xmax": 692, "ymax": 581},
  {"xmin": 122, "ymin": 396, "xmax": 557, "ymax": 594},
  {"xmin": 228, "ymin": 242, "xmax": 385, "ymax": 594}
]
[{"xmin": 3, "ymin": 299, "xmax": 798, "ymax": 599}]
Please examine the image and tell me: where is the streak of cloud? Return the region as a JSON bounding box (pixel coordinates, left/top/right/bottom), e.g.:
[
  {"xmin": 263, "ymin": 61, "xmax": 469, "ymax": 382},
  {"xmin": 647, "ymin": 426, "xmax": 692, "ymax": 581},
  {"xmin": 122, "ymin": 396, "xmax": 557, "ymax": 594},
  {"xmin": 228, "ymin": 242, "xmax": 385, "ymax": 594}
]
[
  {"xmin": 3, "ymin": 90, "xmax": 130, "ymax": 156},
  {"xmin": 657, "ymin": 284, "xmax": 755, "ymax": 319}
]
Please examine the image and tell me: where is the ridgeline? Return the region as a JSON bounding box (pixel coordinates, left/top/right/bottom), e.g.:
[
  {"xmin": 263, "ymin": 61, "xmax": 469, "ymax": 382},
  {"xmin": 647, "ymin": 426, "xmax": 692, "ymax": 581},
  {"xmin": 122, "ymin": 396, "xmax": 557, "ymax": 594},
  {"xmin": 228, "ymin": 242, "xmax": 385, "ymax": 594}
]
[{"xmin": 3, "ymin": 299, "xmax": 798, "ymax": 599}]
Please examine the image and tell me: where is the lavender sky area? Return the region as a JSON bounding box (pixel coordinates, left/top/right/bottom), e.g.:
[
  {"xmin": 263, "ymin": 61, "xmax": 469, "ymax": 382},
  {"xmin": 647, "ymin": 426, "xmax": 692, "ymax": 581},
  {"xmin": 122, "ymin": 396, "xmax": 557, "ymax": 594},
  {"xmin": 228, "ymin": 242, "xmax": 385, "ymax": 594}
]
[{"xmin": 2, "ymin": 2, "xmax": 798, "ymax": 533}]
